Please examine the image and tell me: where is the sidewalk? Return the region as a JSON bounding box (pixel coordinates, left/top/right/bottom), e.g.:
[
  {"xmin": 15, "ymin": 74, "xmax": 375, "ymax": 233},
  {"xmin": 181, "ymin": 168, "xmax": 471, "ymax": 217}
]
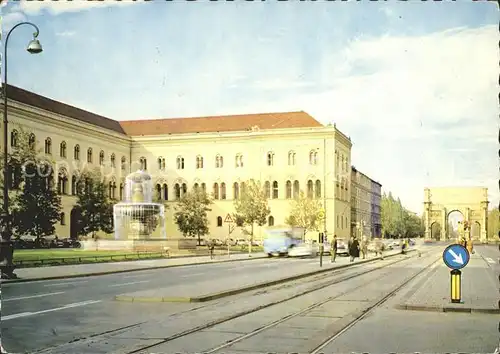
[
  {"xmin": 398, "ymin": 252, "xmax": 499, "ymax": 313},
  {"xmin": 2, "ymin": 252, "xmax": 267, "ymax": 283},
  {"xmin": 114, "ymin": 249, "xmax": 409, "ymax": 303}
]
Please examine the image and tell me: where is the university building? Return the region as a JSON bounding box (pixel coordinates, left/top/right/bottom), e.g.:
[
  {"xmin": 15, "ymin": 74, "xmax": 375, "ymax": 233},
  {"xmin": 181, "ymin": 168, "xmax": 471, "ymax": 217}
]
[
  {"xmin": 350, "ymin": 166, "xmax": 382, "ymax": 238},
  {"xmin": 2, "ymin": 84, "xmax": 380, "ymax": 242}
]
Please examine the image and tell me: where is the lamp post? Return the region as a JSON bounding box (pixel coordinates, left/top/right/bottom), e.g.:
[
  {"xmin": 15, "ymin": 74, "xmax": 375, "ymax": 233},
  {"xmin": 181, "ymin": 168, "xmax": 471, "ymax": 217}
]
[{"xmin": 1, "ymin": 22, "xmax": 43, "ymax": 279}]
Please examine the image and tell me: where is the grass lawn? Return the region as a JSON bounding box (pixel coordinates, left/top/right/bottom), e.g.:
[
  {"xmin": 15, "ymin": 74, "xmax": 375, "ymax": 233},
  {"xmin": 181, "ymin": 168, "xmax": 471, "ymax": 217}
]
[{"xmin": 13, "ymin": 249, "xmax": 146, "ymax": 261}]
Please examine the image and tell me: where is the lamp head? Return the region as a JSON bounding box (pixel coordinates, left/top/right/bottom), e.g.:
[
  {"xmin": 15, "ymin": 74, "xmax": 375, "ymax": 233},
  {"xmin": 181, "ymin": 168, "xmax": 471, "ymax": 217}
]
[{"xmin": 27, "ymin": 38, "xmax": 43, "ymax": 54}]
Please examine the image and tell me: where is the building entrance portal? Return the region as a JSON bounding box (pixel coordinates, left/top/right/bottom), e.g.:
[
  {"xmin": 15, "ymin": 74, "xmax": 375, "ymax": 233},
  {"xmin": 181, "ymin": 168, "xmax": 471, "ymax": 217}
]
[{"xmin": 423, "ymin": 187, "xmax": 489, "ymax": 242}]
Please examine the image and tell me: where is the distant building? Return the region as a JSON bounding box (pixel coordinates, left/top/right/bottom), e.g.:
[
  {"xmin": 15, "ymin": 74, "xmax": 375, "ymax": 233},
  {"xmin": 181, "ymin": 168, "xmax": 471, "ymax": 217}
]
[
  {"xmin": 3, "ymin": 84, "xmax": 354, "ymax": 241},
  {"xmin": 350, "ymin": 166, "xmax": 382, "ymax": 238}
]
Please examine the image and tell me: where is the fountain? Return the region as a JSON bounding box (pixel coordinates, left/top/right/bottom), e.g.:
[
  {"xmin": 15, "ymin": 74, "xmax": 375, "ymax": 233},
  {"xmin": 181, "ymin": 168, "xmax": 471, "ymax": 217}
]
[{"xmin": 113, "ymin": 170, "xmax": 167, "ymax": 252}]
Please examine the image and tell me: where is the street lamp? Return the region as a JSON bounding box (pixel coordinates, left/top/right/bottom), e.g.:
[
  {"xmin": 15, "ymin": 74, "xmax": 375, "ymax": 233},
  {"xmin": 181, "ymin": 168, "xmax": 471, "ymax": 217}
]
[{"xmin": 1, "ymin": 22, "xmax": 43, "ymax": 279}]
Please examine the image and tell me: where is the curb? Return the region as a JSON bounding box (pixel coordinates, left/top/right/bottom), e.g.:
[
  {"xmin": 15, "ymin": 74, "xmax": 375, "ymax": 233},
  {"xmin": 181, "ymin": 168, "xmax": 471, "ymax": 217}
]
[
  {"xmin": 115, "ymin": 249, "xmax": 417, "ymax": 303},
  {"xmin": 396, "ymin": 303, "xmax": 500, "ymax": 314},
  {"xmin": 1, "ymin": 254, "xmax": 268, "ymax": 284}
]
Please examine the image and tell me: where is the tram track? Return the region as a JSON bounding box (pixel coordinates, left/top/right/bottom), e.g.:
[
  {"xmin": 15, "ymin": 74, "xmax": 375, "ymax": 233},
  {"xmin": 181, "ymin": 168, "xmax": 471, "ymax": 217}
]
[{"xmin": 123, "ymin": 249, "xmax": 438, "ymax": 354}]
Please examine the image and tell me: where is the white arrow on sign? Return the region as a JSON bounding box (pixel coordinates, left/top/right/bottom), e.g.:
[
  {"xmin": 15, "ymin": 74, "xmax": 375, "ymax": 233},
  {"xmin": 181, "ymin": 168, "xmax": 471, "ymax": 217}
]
[{"xmin": 447, "ymin": 249, "xmax": 464, "ymax": 265}]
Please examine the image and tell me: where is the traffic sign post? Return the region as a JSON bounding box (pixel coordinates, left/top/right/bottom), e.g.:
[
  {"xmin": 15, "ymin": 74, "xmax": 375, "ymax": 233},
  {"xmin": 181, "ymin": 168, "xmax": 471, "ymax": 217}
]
[
  {"xmin": 450, "ymin": 269, "xmax": 462, "ymax": 303},
  {"xmin": 225, "ymin": 214, "xmax": 235, "ymax": 257},
  {"xmin": 443, "ymin": 244, "xmax": 470, "ymax": 304}
]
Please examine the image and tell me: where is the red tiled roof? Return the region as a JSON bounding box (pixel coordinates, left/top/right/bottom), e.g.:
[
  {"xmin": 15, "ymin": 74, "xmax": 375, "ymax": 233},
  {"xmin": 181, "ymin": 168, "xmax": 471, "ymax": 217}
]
[
  {"xmin": 119, "ymin": 111, "xmax": 323, "ymax": 136},
  {"xmin": 5, "ymin": 84, "xmax": 127, "ymax": 135}
]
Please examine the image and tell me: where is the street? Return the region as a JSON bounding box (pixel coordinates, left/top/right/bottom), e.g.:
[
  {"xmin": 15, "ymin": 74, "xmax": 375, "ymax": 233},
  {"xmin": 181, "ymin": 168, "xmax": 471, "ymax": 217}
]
[{"xmin": 2, "ymin": 244, "xmax": 498, "ymax": 354}]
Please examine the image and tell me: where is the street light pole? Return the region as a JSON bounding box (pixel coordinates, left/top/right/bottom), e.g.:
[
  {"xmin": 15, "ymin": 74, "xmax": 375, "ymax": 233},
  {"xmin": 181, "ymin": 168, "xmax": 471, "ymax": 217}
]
[{"xmin": 1, "ymin": 22, "xmax": 43, "ymax": 279}]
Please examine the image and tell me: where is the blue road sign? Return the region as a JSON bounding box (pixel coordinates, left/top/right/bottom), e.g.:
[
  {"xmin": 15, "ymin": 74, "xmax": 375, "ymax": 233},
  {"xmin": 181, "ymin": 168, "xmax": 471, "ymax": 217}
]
[{"xmin": 442, "ymin": 244, "xmax": 470, "ymax": 270}]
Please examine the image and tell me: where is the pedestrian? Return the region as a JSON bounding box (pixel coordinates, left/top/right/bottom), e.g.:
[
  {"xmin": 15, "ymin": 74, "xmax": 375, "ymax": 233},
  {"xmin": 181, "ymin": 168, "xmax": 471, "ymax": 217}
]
[
  {"xmin": 360, "ymin": 237, "xmax": 368, "ymax": 259},
  {"xmin": 375, "ymin": 238, "xmax": 385, "ymax": 260},
  {"xmin": 208, "ymin": 239, "xmax": 215, "ymax": 259},
  {"xmin": 330, "ymin": 234, "xmax": 338, "ymax": 263},
  {"xmin": 349, "ymin": 236, "xmax": 360, "ymax": 262}
]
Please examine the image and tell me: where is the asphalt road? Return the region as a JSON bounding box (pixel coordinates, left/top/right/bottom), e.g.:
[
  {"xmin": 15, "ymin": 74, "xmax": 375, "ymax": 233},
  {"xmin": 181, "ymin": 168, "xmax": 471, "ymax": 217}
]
[{"xmin": 2, "ymin": 253, "xmax": 358, "ymax": 353}]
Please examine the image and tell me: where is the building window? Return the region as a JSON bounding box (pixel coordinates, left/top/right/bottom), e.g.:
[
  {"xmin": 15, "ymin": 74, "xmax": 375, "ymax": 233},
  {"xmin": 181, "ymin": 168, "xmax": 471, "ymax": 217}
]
[
  {"xmin": 60, "ymin": 141, "xmax": 67, "ymax": 158},
  {"xmin": 163, "ymin": 184, "xmax": 168, "ymax": 200},
  {"xmin": 288, "ymin": 151, "xmax": 296, "ymax": 166},
  {"xmin": 139, "ymin": 157, "xmax": 147, "ymax": 170},
  {"xmin": 217, "ymin": 216, "xmax": 223, "ymax": 227},
  {"xmin": 174, "ymin": 183, "xmax": 181, "ymax": 199},
  {"xmin": 213, "ymin": 183, "xmax": 219, "ymax": 200},
  {"xmin": 99, "ymin": 151, "xmax": 105, "ymax": 166},
  {"xmin": 241, "ymin": 182, "xmax": 246, "ymax": 195},
  {"xmin": 156, "ymin": 184, "xmax": 162, "ymax": 200},
  {"xmin": 264, "ymin": 181, "xmax": 271, "ymax": 198},
  {"xmin": 196, "ymin": 155, "xmax": 204, "ymax": 169},
  {"xmin": 233, "ymin": 182, "xmax": 240, "ymax": 199},
  {"xmin": 220, "ymin": 182, "xmax": 226, "ymax": 200},
  {"xmin": 28, "ymin": 133, "xmax": 36, "ymax": 150},
  {"xmin": 71, "ymin": 176, "xmax": 77, "ymax": 195},
  {"xmin": 44, "ymin": 138, "xmax": 52, "ymax": 154},
  {"xmin": 158, "ymin": 157, "xmax": 165, "ymax": 171},
  {"xmin": 109, "ymin": 180, "xmax": 117, "ymax": 199},
  {"xmin": 315, "ymin": 180, "xmax": 321, "ymax": 199},
  {"xmin": 74, "ymin": 145, "xmax": 80, "ymax": 160},
  {"xmin": 120, "ymin": 183, "xmax": 124, "ymax": 200},
  {"xmin": 272, "ymin": 181, "xmax": 279, "ymax": 199},
  {"xmin": 309, "ymin": 150, "xmax": 318, "ymax": 165},
  {"xmin": 293, "ymin": 180, "xmax": 300, "ymax": 199},
  {"xmin": 268, "ymin": 215, "xmax": 275, "ymax": 226},
  {"xmin": 201, "ymin": 183, "xmax": 206, "ymax": 193},
  {"xmin": 182, "ymin": 183, "xmax": 187, "ymax": 196},
  {"xmin": 60, "ymin": 212, "xmax": 66, "ymax": 225},
  {"xmin": 57, "ymin": 169, "xmax": 69, "ymax": 195},
  {"xmin": 286, "ymin": 180, "xmax": 292, "ymax": 199},
  {"xmin": 235, "ymin": 154, "xmax": 243, "ymax": 168},
  {"xmin": 307, "ymin": 180, "xmax": 314, "ymax": 199},
  {"xmin": 215, "ymin": 155, "xmax": 224, "ymax": 168},
  {"xmin": 267, "ymin": 152, "xmax": 274, "ymax": 166},
  {"xmin": 341, "ymin": 155, "xmax": 345, "ymax": 172},
  {"xmin": 121, "ymin": 156, "xmax": 127, "ymax": 171},
  {"xmin": 10, "ymin": 130, "xmax": 18, "ymax": 147},
  {"xmin": 87, "ymin": 148, "xmax": 93, "ymax": 163},
  {"xmin": 110, "ymin": 154, "xmax": 116, "ymax": 168},
  {"xmin": 177, "ymin": 156, "xmax": 185, "ymax": 170}
]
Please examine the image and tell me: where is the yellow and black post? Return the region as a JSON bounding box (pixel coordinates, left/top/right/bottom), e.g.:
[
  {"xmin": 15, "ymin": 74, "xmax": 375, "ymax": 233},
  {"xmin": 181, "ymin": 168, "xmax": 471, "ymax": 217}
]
[
  {"xmin": 450, "ymin": 269, "xmax": 462, "ymax": 303},
  {"xmin": 319, "ymin": 233, "xmax": 324, "ymax": 268}
]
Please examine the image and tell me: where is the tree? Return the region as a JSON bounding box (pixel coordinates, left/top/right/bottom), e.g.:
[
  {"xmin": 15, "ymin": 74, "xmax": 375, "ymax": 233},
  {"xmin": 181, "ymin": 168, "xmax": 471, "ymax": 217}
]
[
  {"xmin": 381, "ymin": 191, "xmax": 424, "ymax": 238},
  {"xmin": 487, "ymin": 207, "xmax": 499, "ymax": 240},
  {"xmin": 174, "ymin": 187, "xmax": 212, "ymax": 245},
  {"xmin": 233, "ymin": 179, "xmax": 271, "ymax": 254},
  {"xmin": 285, "ymin": 190, "xmax": 323, "ymax": 238},
  {"xmin": 73, "ymin": 169, "xmax": 114, "ymax": 238},
  {"xmin": 11, "ymin": 160, "xmax": 62, "ymax": 240}
]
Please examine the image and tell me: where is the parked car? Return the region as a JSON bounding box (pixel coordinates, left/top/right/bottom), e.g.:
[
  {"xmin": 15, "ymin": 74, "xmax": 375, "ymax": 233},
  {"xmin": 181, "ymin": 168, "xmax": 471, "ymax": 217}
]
[{"xmin": 336, "ymin": 239, "xmax": 349, "ymax": 256}]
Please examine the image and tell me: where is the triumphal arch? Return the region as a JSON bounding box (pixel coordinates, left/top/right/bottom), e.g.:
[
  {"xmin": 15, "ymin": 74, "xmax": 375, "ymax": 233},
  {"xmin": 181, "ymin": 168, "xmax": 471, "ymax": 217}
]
[{"xmin": 423, "ymin": 187, "xmax": 489, "ymax": 242}]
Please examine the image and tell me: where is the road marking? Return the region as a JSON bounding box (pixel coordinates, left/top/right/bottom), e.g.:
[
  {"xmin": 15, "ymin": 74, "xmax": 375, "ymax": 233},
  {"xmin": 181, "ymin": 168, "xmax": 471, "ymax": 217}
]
[
  {"xmin": 44, "ymin": 281, "xmax": 88, "ymax": 287},
  {"xmin": 109, "ymin": 280, "xmax": 150, "ymax": 287},
  {"xmin": 485, "ymin": 257, "xmax": 495, "ymax": 264},
  {"xmin": 2, "ymin": 300, "xmax": 101, "ymax": 321},
  {"xmin": 3, "ymin": 291, "xmax": 66, "ymax": 302},
  {"xmin": 182, "ymin": 272, "xmax": 205, "ymax": 278}
]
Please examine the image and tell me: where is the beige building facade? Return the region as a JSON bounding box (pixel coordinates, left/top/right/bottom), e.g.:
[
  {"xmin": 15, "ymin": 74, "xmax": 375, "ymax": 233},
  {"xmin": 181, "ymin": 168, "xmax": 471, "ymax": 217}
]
[
  {"xmin": 2, "ymin": 85, "xmax": 355, "ymax": 242},
  {"xmin": 350, "ymin": 166, "xmax": 382, "ymax": 239}
]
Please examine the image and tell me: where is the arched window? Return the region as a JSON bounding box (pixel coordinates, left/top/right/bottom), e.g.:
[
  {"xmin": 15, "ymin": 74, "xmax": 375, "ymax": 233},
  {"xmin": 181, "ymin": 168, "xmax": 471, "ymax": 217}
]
[
  {"xmin": 307, "ymin": 180, "xmax": 314, "ymax": 198},
  {"xmin": 233, "ymin": 182, "xmax": 239, "ymax": 199},
  {"xmin": 121, "ymin": 156, "xmax": 127, "ymax": 171},
  {"xmin": 286, "ymin": 180, "xmax": 292, "ymax": 199},
  {"xmin": 216, "ymin": 155, "xmax": 224, "ymax": 168},
  {"xmin": 110, "ymin": 154, "xmax": 116, "ymax": 168},
  {"xmin": 176, "ymin": 156, "xmax": 185, "ymax": 170},
  {"xmin": 119, "ymin": 183, "xmax": 124, "ymax": 200},
  {"xmin": 74, "ymin": 145, "xmax": 80, "ymax": 160},
  {"xmin": 182, "ymin": 183, "xmax": 187, "ymax": 196},
  {"xmin": 196, "ymin": 156, "xmax": 204, "ymax": 169},
  {"xmin": 267, "ymin": 152, "xmax": 274, "ymax": 166},
  {"xmin": 315, "ymin": 180, "xmax": 321, "ymax": 199},
  {"xmin": 268, "ymin": 216, "xmax": 275, "ymax": 226},
  {"xmin": 163, "ymin": 184, "xmax": 168, "ymax": 200},
  {"xmin": 60, "ymin": 212, "xmax": 66, "ymax": 225},
  {"xmin": 217, "ymin": 216, "xmax": 223, "ymax": 227},
  {"xmin": 220, "ymin": 183, "xmax": 226, "ymax": 200},
  {"xmin": 264, "ymin": 181, "xmax": 271, "ymax": 198},
  {"xmin": 288, "ymin": 151, "xmax": 296, "ymax": 166},
  {"xmin": 156, "ymin": 183, "xmax": 162, "ymax": 200},
  {"xmin": 28, "ymin": 133, "xmax": 36, "ymax": 150},
  {"xmin": 71, "ymin": 176, "xmax": 77, "ymax": 195},
  {"xmin": 235, "ymin": 154, "xmax": 243, "ymax": 168},
  {"xmin": 272, "ymin": 181, "xmax": 279, "ymax": 199},
  {"xmin": 109, "ymin": 180, "xmax": 117, "ymax": 199},
  {"xmin": 293, "ymin": 180, "xmax": 300, "ymax": 199},
  {"xmin": 87, "ymin": 148, "xmax": 93, "ymax": 163},
  {"xmin": 99, "ymin": 151, "xmax": 105, "ymax": 166},
  {"xmin": 60, "ymin": 141, "xmax": 67, "ymax": 158},
  {"xmin": 201, "ymin": 183, "xmax": 206, "ymax": 193},
  {"xmin": 10, "ymin": 130, "xmax": 18, "ymax": 147},
  {"xmin": 57, "ymin": 169, "xmax": 69, "ymax": 195},
  {"xmin": 139, "ymin": 157, "xmax": 147, "ymax": 170},
  {"xmin": 213, "ymin": 183, "xmax": 219, "ymax": 199},
  {"xmin": 44, "ymin": 138, "xmax": 52, "ymax": 154},
  {"xmin": 174, "ymin": 183, "xmax": 181, "ymax": 199}
]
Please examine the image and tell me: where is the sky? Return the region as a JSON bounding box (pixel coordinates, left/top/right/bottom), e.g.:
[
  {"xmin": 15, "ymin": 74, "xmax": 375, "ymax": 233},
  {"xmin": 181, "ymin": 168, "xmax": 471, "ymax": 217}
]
[{"xmin": 2, "ymin": 0, "xmax": 498, "ymax": 214}]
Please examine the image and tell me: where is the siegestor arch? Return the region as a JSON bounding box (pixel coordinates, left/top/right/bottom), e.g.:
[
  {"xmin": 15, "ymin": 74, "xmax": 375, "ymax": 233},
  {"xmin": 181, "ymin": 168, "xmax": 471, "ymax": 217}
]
[{"xmin": 423, "ymin": 187, "xmax": 489, "ymax": 242}]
